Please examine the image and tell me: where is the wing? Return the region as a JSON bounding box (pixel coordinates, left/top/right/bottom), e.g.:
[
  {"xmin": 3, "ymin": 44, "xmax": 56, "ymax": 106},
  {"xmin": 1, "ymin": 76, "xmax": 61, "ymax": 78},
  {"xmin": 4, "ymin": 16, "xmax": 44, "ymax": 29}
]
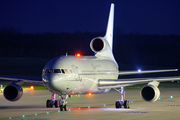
[
  {"xmin": 98, "ymin": 76, "xmax": 180, "ymax": 89},
  {"xmin": 0, "ymin": 75, "xmax": 43, "ymax": 85},
  {"xmin": 118, "ymin": 69, "xmax": 178, "ymax": 75}
]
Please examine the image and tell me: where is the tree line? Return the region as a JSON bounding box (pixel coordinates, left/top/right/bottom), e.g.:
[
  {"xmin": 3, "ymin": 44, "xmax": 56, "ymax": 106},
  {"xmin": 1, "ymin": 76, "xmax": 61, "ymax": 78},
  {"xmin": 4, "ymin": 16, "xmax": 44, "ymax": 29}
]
[{"xmin": 0, "ymin": 27, "xmax": 180, "ymax": 68}]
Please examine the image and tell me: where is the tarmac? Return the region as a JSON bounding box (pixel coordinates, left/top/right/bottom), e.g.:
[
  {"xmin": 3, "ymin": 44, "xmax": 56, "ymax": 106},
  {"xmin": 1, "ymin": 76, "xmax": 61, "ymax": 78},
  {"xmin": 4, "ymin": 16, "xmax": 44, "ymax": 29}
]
[{"xmin": 0, "ymin": 88, "xmax": 180, "ymax": 120}]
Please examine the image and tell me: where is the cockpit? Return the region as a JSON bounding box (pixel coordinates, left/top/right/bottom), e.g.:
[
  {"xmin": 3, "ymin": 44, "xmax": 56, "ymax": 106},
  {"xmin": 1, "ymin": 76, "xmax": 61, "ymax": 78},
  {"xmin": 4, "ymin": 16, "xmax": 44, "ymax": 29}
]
[{"xmin": 44, "ymin": 69, "xmax": 68, "ymax": 74}]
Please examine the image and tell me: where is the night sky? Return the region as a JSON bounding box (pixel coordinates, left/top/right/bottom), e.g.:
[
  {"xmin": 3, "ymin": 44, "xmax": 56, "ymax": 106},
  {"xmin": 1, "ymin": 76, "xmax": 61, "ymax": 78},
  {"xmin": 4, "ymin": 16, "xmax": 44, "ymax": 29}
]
[{"xmin": 0, "ymin": 0, "xmax": 180, "ymax": 35}]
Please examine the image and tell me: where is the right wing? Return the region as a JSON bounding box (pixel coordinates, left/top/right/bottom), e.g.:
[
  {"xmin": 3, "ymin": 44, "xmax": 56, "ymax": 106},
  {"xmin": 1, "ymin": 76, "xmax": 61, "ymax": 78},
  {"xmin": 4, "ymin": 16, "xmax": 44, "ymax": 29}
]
[
  {"xmin": 118, "ymin": 69, "xmax": 178, "ymax": 75},
  {"xmin": 98, "ymin": 76, "xmax": 180, "ymax": 89}
]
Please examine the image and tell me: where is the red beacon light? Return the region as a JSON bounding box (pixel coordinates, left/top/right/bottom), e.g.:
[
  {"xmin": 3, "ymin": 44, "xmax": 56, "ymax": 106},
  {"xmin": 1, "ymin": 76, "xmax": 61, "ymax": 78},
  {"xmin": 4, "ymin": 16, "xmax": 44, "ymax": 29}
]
[{"xmin": 76, "ymin": 53, "xmax": 81, "ymax": 57}]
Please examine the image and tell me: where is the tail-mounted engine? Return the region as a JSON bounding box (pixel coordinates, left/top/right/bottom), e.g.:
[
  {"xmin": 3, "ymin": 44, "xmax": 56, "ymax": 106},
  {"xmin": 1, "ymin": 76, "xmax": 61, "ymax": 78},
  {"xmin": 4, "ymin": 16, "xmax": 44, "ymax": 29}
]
[
  {"xmin": 90, "ymin": 37, "xmax": 115, "ymax": 60},
  {"xmin": 90, "ymin": 37, "xmax": 110, "ymax": 53},
  {"xmin": 140, "ymin": 85, "xmax": 160, "ymax": 102},
  {"xmin": 3, "ymin": 83, "xmax": 23, "ymax": 101}
]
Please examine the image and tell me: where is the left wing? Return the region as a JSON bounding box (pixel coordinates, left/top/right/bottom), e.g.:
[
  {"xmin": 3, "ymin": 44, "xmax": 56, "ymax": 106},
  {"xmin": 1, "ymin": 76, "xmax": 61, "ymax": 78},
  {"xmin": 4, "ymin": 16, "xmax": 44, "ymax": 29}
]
[
  {"xmin": 0, "ymin": 75, "xmax": 43, "ymax": 85},
  {"xmin": 98, "ymin": 76, "xmax": 180, "ymax": 89}
]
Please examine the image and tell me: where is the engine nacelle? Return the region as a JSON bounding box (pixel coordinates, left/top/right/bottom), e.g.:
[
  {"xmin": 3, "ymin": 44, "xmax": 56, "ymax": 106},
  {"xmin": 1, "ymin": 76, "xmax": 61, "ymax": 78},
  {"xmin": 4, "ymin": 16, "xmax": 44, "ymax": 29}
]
[
  {"xmin": 90, "ymin": 37, "xmax": 110, "ymax": 53},
  {"xmin": 3, "ymin": 83, "xmax": 23, "ymax": 101},
  {"xmin": 140, "ymin": 85, "xmax": 160, "ymax": 102}
]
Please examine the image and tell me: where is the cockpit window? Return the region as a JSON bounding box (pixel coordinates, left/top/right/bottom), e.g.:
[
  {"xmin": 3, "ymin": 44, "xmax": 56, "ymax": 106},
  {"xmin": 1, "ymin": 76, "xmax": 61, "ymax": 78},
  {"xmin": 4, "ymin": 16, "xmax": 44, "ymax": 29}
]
[
  {"xmin": 61, "ymin": 69, "xmax": 65, "ymax": 74},
  {"xmin": 45, "ymin": 69, "xmax": 53, "ymax": 73},
  {"xmin": 54, "ymin": 69, "xmax": 61, "ymax": 73},
  {"xmin": 64, "ymin": 69, "xmax": 68, "ymax": 74},
  {"xmin": 45, "ymin": 69, "xmax": 68, "ymax": 74}
]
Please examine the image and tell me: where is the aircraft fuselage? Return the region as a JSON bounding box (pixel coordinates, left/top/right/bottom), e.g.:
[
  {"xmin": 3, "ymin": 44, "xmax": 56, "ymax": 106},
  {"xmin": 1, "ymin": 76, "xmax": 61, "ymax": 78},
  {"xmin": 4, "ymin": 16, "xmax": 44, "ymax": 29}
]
[{"xmin": 42, "ymin": 55, "xmax": 118, "ymax": 95}]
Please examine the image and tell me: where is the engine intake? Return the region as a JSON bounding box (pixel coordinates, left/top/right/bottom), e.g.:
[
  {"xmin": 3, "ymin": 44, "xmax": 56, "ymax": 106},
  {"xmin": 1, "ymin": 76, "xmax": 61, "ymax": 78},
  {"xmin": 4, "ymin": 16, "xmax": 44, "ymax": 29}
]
[
  {"xmin": 140, "ymin": 85, "xmax": 160, "ymax": 102},
  {"xmin": 3, "ymin": 83, "xmax": 23, "ymax": 101},
  {"xmin": 90, "ymin": 37, "xmax": 110, "ymax": 53},
  {"xmin": 91, "ymin": 38, "xmax": 104, "ymax": 52}
]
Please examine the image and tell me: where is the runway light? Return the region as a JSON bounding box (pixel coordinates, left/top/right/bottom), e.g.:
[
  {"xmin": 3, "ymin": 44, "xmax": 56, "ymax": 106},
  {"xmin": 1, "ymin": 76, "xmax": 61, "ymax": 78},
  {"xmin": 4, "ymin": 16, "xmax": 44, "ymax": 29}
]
[
  {"xmin": 131, "ymin": 101, "xmax": 133, "ymax": 103},
  {"xmin": 158, "ymin": 96, "xmax": 161, "ymax": 100},
  {"xmin": 22, "ymin": 115, "xmax": 25, "ymax": 118},
  {"xmin": 88, "ymin": 106, "xmax": 90, "ymax": 108},
  {"xmin": 69, "ymin": 109, "xmax": 71, "ymax": 111},
  {"xmin": 170, "ymin": 96, "xmax": 173, "ymax": 99},
  {"xmin": 35, "ymin": 114, "xmax": 37, "ymax": 116},
  {"xmin": 9, "ymin": 117, "xmax": 11, "ymax": 119},
  {"xmin": 58, "ymin": 110, "xmax": 60, "ymax": 113},
  {"xmin": 103, "ymin": 104, "xmax": 106, "ymax": 107},
  {"xmin": 30, "ymin": 85, "xmax": 34, "ymax": 90},
  {"xmin": 79, "ymin": 108, "xmax": 81, "ymax": 110},
  {"xmin": 47, "ymin": 112, "xmax": 49, "ymax": 114}
]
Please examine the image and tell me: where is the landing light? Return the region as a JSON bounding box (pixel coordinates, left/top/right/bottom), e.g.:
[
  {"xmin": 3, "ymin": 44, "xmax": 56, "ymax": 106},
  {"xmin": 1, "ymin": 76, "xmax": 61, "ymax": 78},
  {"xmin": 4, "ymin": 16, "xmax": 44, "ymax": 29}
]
[{"xmin": 138, "ymin": 69, "xmax": 141, "ymax": 72}]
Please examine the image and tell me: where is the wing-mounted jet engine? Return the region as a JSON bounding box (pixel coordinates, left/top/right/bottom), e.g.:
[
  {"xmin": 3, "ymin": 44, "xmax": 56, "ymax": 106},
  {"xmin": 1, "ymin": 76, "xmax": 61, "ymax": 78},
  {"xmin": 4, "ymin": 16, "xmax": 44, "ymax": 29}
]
[
  {"xmin": 140, "ymin": 81, "xmax": 160, "ymax": 102},
  {"xmin": 3, "ymin": 83, "xmax": 23, "ymax": 101}
]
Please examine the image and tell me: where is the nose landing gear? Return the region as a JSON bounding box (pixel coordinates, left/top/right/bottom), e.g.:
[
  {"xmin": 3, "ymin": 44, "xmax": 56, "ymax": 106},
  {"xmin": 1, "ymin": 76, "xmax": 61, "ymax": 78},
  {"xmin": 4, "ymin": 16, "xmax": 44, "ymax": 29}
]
[
  {"xmin": 59, "ymin": 94, "xmax": 68, "ymax": 111},
  {"xmin": 46, "ymin": 92, "xmax": 68, "ymax": 111}
]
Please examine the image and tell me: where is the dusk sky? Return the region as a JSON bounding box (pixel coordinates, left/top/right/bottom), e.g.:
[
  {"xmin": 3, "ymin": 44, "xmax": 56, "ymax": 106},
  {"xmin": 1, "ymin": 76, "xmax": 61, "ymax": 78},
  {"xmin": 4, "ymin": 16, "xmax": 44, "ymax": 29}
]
[{"xmin": 0, "ymin": 0, "xmax": 180, "ymax": 35}]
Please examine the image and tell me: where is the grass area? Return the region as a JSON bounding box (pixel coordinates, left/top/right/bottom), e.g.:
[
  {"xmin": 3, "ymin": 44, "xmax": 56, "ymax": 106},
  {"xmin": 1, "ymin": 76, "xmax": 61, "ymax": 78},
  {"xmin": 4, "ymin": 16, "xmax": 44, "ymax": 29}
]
[{"xmin": 22, "ymin": 86, "xmax": 47, "ymax": 90}]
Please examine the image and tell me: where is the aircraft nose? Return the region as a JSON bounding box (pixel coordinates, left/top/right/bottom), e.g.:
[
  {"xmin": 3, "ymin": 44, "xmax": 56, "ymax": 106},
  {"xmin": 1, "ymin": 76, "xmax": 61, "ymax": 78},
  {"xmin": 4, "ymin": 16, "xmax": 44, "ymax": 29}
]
[{"xmin": 43, "ymin": 74, "xmax": 60, "ymax": 90}]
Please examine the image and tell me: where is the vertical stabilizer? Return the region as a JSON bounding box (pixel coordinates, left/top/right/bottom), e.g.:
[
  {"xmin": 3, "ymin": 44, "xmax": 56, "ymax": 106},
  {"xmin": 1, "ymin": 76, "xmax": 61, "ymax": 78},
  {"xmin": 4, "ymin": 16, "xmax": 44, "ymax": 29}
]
[{"xmin": 104, "ymin": 3, "xmax": 114, "ymax": 51}]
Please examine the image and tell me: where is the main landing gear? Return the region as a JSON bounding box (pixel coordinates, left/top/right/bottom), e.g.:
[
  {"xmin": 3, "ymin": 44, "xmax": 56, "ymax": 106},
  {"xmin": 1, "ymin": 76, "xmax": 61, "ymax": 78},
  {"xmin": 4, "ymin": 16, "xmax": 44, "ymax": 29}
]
[
  {"xmin": 114, "ymin": 87, "xmax": 130, "ymax": 109},
  {"xmin": 46, "ymin": 93, "xmax": 68, "ymax": 111}
]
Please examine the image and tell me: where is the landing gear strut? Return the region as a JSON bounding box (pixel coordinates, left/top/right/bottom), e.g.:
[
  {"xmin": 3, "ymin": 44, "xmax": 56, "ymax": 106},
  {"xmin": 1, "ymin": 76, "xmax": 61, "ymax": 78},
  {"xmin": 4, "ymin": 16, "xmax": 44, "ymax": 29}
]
[
  {"xmin": 114, "ymin": 87, "xmax": 130, "ymax": 109},
  {"xmin": 46, "ymin": 92, "xmax": 60, "ymax": 108}
]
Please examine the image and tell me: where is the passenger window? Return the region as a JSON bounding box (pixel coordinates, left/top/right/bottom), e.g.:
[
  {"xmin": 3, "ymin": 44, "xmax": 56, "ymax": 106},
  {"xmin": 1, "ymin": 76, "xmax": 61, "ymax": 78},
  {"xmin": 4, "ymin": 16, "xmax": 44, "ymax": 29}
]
[
  {"xmin": 54, "ymin": 69, "xmax": 61, "ymax": 73},
  {"xmin": 45, "ymin": 69, "xmax": 53, "ymax": 73},
  {"xmin": 61, "ymin": 69, "xmax": 65, "ymax": 74}
]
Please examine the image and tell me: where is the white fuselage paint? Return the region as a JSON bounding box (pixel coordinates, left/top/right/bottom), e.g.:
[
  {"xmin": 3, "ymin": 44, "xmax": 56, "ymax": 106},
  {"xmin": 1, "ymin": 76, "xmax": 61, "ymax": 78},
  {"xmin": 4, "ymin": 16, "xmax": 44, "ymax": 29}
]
[{"xmin": 42, "ymin": 55, "xmax": 118, "ymax": 95}]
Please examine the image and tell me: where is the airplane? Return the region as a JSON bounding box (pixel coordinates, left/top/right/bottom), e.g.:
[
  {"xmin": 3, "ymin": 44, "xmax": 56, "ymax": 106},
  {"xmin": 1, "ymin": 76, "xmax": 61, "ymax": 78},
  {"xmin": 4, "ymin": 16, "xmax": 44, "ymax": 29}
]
[{"xmin": 0, "ymin": 3, "xmax": 180, "ymax": 111}]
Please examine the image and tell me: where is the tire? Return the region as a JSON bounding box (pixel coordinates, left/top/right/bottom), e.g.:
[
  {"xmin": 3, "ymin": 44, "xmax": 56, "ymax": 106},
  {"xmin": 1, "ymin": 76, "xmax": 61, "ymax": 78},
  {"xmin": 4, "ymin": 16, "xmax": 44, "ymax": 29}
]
[
  {"xmin": 115, "ymin": 100, "xmax": 121, "ymax": 108},
  {"xmin": 46, "ymin": 100, "xmax": 53, "ymax": 108},
  {"xmin": 60, "ymin": 105, "xmax": 63, "ymax": 111},
  {"xmin": 64, "ymin": 105, "xmax": 67, "ymax": 111},
  {"xmin": 54, "ymin": 100, "xmax": 59, "ymax": 108},
  {"xmin": 124, "ymin": 100, "xmax": 130, "ymax": 109}
]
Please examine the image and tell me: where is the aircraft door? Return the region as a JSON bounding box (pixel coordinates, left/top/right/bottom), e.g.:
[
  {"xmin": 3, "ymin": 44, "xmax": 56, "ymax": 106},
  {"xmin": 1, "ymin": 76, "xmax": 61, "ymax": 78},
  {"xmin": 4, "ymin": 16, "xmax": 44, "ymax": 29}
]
[{"xmin": 72, "ymin": 65, "xmax": 80, "ymax": 80}]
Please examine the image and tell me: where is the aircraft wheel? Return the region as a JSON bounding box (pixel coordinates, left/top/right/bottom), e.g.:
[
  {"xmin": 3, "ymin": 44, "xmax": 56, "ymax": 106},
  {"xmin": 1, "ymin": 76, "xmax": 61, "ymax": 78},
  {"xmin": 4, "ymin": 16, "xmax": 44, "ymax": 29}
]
[
  {"xmin": 46, "ymin": 100, "xmax": 53, "ymax": 108},
  {"xmin": 54, "ymin": 100, "xmax": 59, "ymax": 108},
  {"xmin": 115, "ymin": 100, "xmax": 122, "ymax": 108},
  {"xmin": 60, "ymin": 105, "xmax": 63, "ymax": 111},
  {"xmin": 124, "ymin": 100, "xmax": 130, "ymax": 108},
  {"xmin": 64, "ymin": 105, "xmax": 67, "ymax": 111}
]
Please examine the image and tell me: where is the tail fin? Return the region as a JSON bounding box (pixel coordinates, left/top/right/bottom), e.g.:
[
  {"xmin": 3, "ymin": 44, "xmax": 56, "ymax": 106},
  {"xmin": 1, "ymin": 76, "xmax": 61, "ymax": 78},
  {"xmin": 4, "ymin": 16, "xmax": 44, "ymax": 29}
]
[{"xmin": 104, "ymin": 3, "xmax": 114, "ymax": 51}]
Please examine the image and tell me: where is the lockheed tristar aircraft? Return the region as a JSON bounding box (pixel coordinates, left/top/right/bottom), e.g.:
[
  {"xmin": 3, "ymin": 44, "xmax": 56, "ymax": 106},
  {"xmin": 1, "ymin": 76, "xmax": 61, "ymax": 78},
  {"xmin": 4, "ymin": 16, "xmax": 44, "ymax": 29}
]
[{"xmin": 0, "ymin": 3, "xmax": 180, "ymax": 111}]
